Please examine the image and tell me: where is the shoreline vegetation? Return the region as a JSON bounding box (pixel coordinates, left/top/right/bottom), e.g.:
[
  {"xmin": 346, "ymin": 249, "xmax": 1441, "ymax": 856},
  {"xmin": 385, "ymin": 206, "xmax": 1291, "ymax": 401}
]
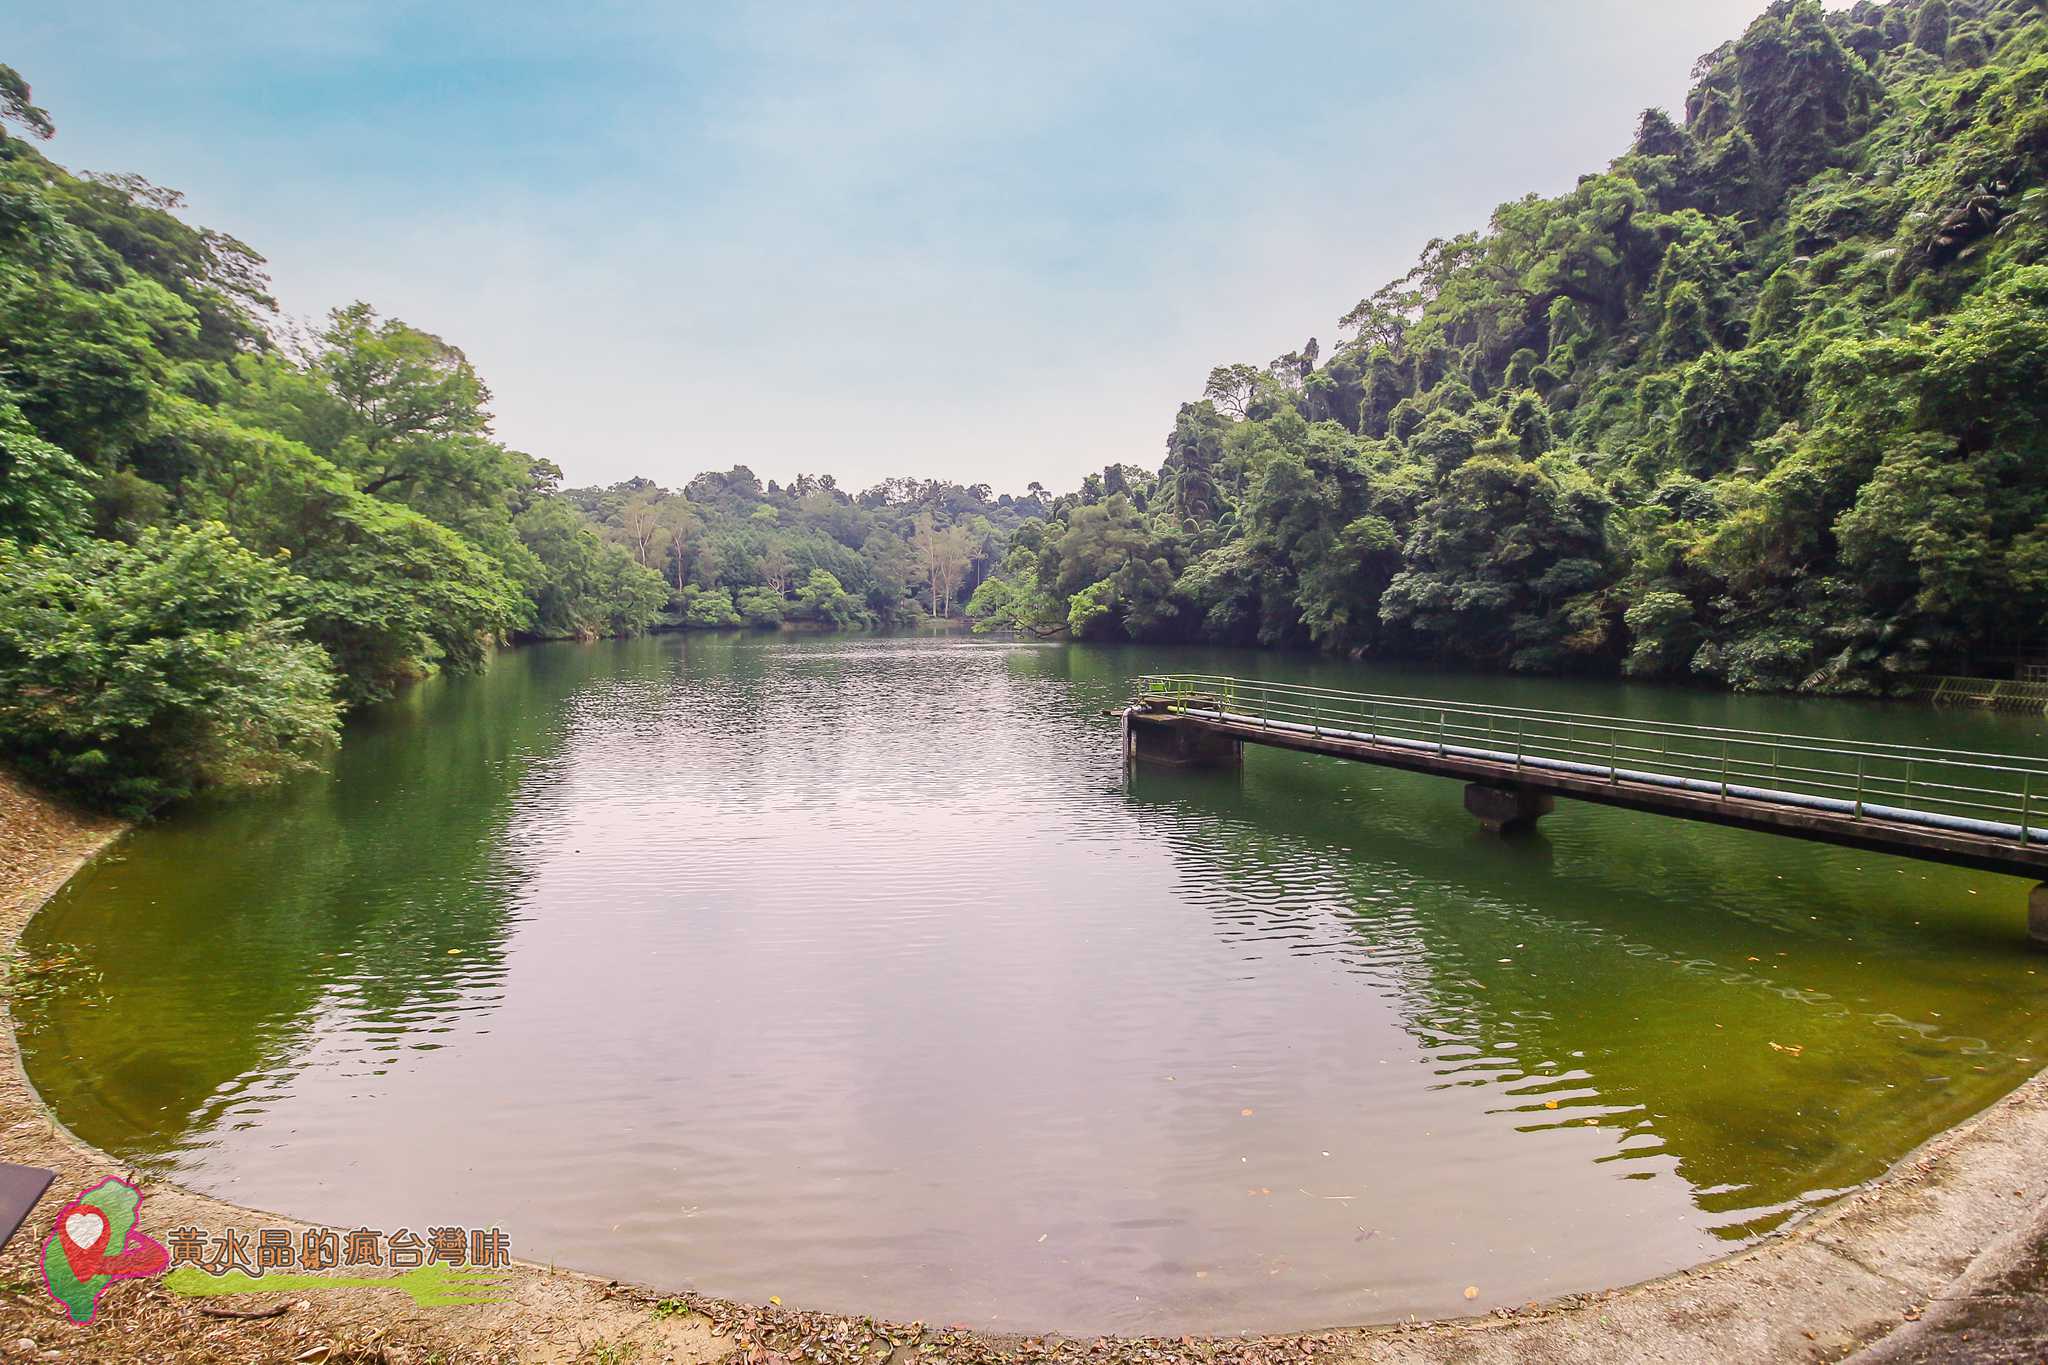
[
  {"xmin": 5, "ymin": 0, "xmax": 2048, "ymax": 813},
  {"xmin": 1, "ymin": 765, "xmax": 2045, "ymax": 1363}
]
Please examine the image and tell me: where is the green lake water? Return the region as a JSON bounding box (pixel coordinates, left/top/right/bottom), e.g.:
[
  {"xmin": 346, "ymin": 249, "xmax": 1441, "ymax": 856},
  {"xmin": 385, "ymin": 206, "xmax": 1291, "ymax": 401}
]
[{"xmin": 18, "ymin": 633, "xmax": 2048, "ymax": 1333}]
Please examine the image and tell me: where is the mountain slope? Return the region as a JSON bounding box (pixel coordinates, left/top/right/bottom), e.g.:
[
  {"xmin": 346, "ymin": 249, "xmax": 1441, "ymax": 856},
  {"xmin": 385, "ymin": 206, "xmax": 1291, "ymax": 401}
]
[{"xmin": 975, "ymin": 0, "xmax": 2048, "ymax": 691}]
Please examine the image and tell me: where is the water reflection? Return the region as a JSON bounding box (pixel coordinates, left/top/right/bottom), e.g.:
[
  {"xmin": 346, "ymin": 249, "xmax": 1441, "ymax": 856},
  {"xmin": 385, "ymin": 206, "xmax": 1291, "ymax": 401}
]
[
  {"xmin": 1125, "ymin": 749, "xmax": 2046, "ymax": 1235},
  {"xmin": 16, "ymin": 644, "xmax": 618, "ymax": 1158},
  {"xmin": 20, "ymin": 633, "xmax": 2048, "ymax": 1335}
]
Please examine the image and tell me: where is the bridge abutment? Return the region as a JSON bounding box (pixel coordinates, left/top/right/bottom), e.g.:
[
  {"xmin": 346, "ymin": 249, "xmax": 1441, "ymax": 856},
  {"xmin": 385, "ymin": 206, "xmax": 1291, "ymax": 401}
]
[
  {"xmin": 1130, "ymin": 715, "xmax": 1242, "ymax": 769},
  {"xmin": 2031, "ymin": 884, "xmax": 2048, "ymax": 951},
  {"xmin": 1465, "ymin": 783, "xmax": 1554, "ymax": 835}
]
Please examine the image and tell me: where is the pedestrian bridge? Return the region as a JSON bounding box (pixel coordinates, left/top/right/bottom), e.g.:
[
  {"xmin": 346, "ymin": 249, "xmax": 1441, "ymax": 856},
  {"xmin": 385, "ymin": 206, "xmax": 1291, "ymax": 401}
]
[{"xmin": 1123, "ymin": 674, "xmax": 2048, "ymax": 943}]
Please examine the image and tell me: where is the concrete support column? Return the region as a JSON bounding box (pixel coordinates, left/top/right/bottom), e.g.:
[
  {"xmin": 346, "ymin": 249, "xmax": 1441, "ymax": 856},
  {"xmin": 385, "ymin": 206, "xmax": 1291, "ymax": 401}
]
[
  {"xmin": 1465, "ymin": 782, "xmax": 1554, "ymax": 835},
  {"xmin": 2031, "ymin": 883, "xmax": 2048, "ymax": 951},
  {"xmin": 1131, "ymin": 716, "xmax": 1242, "ymax": 769}
]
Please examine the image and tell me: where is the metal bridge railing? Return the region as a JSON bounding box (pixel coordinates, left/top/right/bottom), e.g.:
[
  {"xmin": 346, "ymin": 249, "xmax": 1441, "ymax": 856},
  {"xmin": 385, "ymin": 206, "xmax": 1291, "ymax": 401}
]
[
  {"xmin": 1912, "ymin": 675, "xmax": 2048, "ymax": 713},
  {"xmin": 1133, "ymin": 674, "xmax": 2048, "ymax": 848}
]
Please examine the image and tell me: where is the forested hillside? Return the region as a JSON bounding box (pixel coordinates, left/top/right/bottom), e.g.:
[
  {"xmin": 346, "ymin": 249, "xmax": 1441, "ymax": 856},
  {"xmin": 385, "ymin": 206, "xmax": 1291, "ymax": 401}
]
[
  {"xmin": 5, "ymin": 0, "xmax": 2045, "ymax": 812},
  {"xmin": 0, "ymin": 74, "xmax": 1015, "ymax": 809},
  {"xmin": 971, "ymin": 0, "xmax": 2048, "ymax": 692},
  {"xmin": 560, "ymin": 471, "xmax": 1039, "ymax": 631}
]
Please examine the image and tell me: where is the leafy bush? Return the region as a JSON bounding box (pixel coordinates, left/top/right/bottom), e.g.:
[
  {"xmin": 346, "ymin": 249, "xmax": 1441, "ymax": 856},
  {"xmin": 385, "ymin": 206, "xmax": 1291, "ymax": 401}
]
[
  {"xmin": 791, "ymin": 569, "xmax": 864, "ymax": 626},
  {"xmin": 0, "ymin": 523, "xmax": 341, "ymax": 810},
  {"xmin": 0, "ymin": 382, "xmax": 90, "ymax": 545},
  {"xmin": 1622, "ymin": 591, "xmax": 1701, "ymax": 677},
  {"xmin": 676, "ymin": 584, "xmax": 742, "ymax": 628},
  {"xmin": 735, "ymin": 585, "xmax": 785, "ymax": 628}
]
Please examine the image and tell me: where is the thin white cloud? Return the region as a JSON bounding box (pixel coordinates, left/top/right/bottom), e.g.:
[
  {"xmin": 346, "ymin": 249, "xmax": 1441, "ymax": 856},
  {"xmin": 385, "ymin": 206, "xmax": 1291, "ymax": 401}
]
[{"xmin": 13, "ymin": 0, "xmax": 1791, "ymax": 492}]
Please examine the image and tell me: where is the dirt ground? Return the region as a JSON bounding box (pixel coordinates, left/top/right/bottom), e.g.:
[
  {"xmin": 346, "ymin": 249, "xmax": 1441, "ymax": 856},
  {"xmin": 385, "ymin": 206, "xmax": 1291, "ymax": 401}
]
[{"xmin": 2, "ymin": 768, "xmax": 2043, "ymax": 1364}]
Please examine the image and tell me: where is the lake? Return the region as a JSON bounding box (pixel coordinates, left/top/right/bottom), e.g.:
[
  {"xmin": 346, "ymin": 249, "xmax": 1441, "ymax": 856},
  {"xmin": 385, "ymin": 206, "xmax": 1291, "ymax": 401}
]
[{"xmin": 20, "ymin": 632, "xmax": 2048, "ymax": 1334}]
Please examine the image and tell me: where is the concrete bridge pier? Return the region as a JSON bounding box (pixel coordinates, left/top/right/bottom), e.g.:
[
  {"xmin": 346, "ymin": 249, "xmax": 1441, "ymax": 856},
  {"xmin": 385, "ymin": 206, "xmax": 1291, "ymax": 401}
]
[
  {"xmin": 1465, "ymin": 782, "xmax": 1554, "ymax": 835},
  {"xmin": 2032, "ymin": 884, "xmax": 2048, "ymax": 951},
  {"xmin": 1130, "ymin": 715, "xmax": 1242, "ymax": 769}
]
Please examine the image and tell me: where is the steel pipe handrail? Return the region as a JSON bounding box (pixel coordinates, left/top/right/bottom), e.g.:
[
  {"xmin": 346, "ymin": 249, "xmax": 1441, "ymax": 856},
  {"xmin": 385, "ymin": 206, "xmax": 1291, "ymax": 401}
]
[
  {"xmin": 1133, "ymin": 674, "xmax": 2048, "ymax": 845},
  {"xmin": 1135, "ymin": 674, "xmax": 2048, "ymax": 770},
  {"xmin": 1146, "ymin": 691, "xmax": 2042, "ymax": 791}
]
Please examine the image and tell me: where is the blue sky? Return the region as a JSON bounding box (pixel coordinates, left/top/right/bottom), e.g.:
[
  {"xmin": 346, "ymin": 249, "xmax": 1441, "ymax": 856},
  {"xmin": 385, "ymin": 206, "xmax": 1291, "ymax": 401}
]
[{"xmin": 10, "ymin": 2, "xmax": 1829, "ymax": 493}]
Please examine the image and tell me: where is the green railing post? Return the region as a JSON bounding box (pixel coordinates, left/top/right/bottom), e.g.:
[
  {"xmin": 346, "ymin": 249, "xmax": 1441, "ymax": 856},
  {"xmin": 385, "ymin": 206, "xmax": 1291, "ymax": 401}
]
[
  {"xmin": 1854, "ymin": 756, "xmax": 1864, "ymax": 820},
  {"xmin": 1438, "ymin": 709, "xmax": 1447, "ymax": 756},
  {"xmin": 2023, "ymin": 772, "xmax": 2034, "ymax": 846},
  {"xmin": 1720, "ymin": 739, "xmax": 1729, "ymax": 799},
  {"xmin": 1609, "ymin": 727, "xmax": 1618, "ymax": 783}
]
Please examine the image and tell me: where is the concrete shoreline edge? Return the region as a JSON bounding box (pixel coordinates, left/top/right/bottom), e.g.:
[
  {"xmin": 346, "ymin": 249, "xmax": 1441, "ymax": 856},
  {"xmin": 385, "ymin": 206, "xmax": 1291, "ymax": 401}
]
[{"xmin": 2, "ymin": 773, "xmax": 2042, "ymax": 1363}]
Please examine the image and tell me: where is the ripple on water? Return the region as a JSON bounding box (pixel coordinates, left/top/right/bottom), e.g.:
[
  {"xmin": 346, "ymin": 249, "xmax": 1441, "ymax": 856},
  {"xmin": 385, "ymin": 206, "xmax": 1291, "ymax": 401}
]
[{"xmin": 16, "ymin": 633, "xmax": 2048, "ymax": 1334}]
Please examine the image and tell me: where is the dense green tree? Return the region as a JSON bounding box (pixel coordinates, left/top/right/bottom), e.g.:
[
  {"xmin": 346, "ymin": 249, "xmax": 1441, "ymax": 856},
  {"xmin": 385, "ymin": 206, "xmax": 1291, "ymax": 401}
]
[
  {"xmin": 0, "ymin": 381, "xmax": 91, "ymax": 544},
  {"xmin": 792, "ymin": 569, "xmax": 861, "ymax": 626},
  {"xmin": 511, "ymin": 495, "xmax": 669, "ymax": 642},
  {"xmin": 735, "ymin": 584, "xmax": 786, "ymax": 628},
  {"xmin": 1380, "ymin": 457, "xmax": 1614, "ymax": 671},
  {"xmin": 0, "ymin": 523, "xmax": 340, "ymax": 809},
  {"xmin": 676, "ymin": 584, "xmax": 742, "ymax": 628}
]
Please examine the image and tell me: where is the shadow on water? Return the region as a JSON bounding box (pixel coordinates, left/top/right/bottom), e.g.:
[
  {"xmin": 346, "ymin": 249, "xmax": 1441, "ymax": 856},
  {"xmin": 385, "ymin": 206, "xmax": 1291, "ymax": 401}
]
[
  {"xmin": 1124, "ymin": 739, "xmax": 2048, "ymax": 1237},
  {"xmin": 16, "ymin": 643, "xmax": 627, "ymax": 1160}
]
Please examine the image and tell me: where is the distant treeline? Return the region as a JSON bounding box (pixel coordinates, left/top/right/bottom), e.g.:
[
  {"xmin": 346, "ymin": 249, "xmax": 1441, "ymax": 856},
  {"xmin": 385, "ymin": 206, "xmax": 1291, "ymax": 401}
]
[{"xmin": 558, "ymin": 471, "xmax": 1043, "ymax": 631}]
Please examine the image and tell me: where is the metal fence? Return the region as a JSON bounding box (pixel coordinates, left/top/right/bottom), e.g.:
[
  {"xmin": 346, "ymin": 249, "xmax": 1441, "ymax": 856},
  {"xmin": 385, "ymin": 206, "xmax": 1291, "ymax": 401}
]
[
  {"xmin": 1133, "ymin": 674, "xmax": 2048, "ymax": 847},
  {"xmin": 1911, "ymin": 675, "xmax": 2048, "ymax": 713}
]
